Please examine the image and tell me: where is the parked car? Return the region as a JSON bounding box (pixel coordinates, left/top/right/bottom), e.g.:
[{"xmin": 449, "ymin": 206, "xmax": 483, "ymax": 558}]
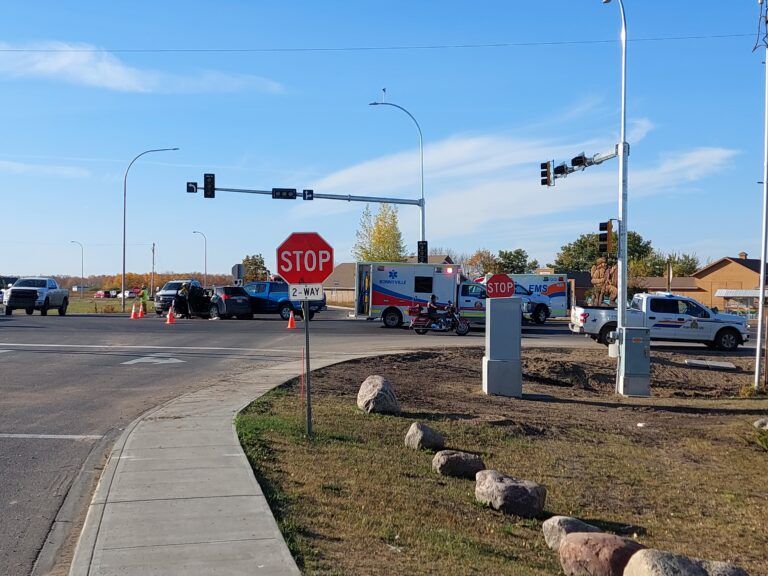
[
  {"xmin": 209, "ymin": 286, "xmax": 253, "ymax": 319},
  {"xmin": 3, "ymin": 277, "xmax": 69, "ymax": 315},
  {"xmin": 94, "ymin": 290, "xmax": 110, "ymax": 298},
  {"xmin": 244, "ymin": 281, "xmax": 325, "ymax": 320},
  {"xmin": 154, "ymin": 279, "xmax": 203, "ymax": 315},
  {"xmin": 569, "ymin": 292, "xmax": 749, "ymax": 350}
]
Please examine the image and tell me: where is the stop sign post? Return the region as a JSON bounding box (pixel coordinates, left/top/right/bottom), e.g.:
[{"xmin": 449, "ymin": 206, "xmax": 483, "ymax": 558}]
[
  {"xmin": 276, "ymin": 232, "xmax": 334, "ymax": 438},
  {"xmin": 486, "ymin": 274, "xmax": 515, "ymax": 298}
]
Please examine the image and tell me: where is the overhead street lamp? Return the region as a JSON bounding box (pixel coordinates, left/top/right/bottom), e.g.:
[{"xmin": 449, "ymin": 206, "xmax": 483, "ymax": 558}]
[
  {"xmin": 70, "ymin": 240, "xmax": 84, "ymax": 298},
  {"xmin": 193, "ymin": 230, "xmax": 208, "ymax": 289},
  {"xmin": 122, "ymin": 147, "xmax": 179, "ymax": 311},
  {"xmin": 369, "ymin": 94, "xmax": 426, "ymax": 246}
]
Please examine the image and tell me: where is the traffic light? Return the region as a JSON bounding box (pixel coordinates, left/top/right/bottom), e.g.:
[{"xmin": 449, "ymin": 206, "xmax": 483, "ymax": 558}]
[
  {"xmin": 571, "ymin": 153, "xmax": 589, "ymax": 168},
  {"xmin": 554, "ymin": 162, "xmax": 568, "ymax": 176},
  {"xmin": 540, "ymin": 161, "xmax": 553, "ymax": 186},
  {"xmin": 598, "ymin": 221, "xmax": 613, "ymax": 254},
  {"xmin": 203, "ymin": 173, "xmax": 215, "ymax": 198},
  {"xmin": 186, "ymin": 181, "xmax": 198, "ymax": 194},
  {"xmin": 417, "ymin": 240, "xmax": 428, "ymax": 264},
  {"xmin": 302, "ymin": 189, "xmax": 314, "ymax": 200},
  {"xmin": 272, "ymin": 188, "xmax": 297, "ymax": 200}
]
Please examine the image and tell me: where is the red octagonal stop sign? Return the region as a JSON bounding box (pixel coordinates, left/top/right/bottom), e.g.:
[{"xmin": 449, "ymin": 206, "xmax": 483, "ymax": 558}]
[
  {"xmin": 486, "ymin": 274, "xmax": 515, "ymax": 298},
  {"xmin": 276, "ymin": 232, "xmax": 334, "ymax": 285}
]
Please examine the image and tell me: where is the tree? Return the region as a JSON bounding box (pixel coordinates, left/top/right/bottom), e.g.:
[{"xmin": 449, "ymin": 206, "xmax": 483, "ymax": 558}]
[
  {"xmin": 466, "ymin": 249, "xmax": 500, "ymax": 277},
  {"xmin": 630, "ymin": 250, "xmax": 701, "ymax": 277},
  {"xmin": 550, "ymin": 231, "xmax": 653, "ymax": 272},
  {"xmin": 352, "ymin": 203, "xmax": 407, "ymax": 262},
  {"xmin": 497, "ymin": 249, "xmax": 539, "ymax": 274},
  {"xmin": 242, "ymin": 254, "xmax": 269, "ymax": 282}
]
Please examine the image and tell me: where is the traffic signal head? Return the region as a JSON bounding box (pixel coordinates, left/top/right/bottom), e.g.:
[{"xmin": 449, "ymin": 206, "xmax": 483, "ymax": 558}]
[
  {"xmin": 598, "ymin": 220, "xmax": 613, "ymax": 254},
  {"xmin": 203, "ymin": 173, "xmax": 215, "ymax": 198},
  {"xmin": 302, "ymin": 189, "xmax": 314, "ymax": 200},
  {"xmin": 571, "ymin": 153, "xmax": 589, "ymax": 168},
  {"xmin": 186, "ymin": 181, "xmax": 198, "ymax": 194},
  {"xmin": 540, "ymin": 161, "xmax": 553, "ymax": 186},
  {"xmin": 272, "ymin": 188, "xmax": 297, "ymax": 200},
  {"xmin": 417, "ymin": 240, "xmax": 428, "ymax": 264},
  {"xmin": 554, "ymin": 163, "xmax": 568, "ymax": 176}
]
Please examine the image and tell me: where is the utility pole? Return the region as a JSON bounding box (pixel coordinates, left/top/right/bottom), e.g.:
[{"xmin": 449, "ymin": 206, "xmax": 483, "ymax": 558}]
[
  {"xmin": 755, "ymin": 0, "xmax": 768, "ymax": 392},
  {"xmin": 151, "ymin": 242, "xmax": 156, "ymax": 295}
]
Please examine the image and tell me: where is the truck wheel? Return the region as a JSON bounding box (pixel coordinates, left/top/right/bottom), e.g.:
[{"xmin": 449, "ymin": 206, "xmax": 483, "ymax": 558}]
[
  {"xmin": 40, "ymin": 299, "xmax": 49, "ymax": 316},
  {"xmin": 278, "ymin": 304, "xmax": 293, "ymax": 321},
  {"xmin": 58, "ymin": 299, "xmax": 68, "ymax": 315},
  {"xmin": 598, "ymin": 323, "xmax": 617, "ymax": 346},
  {"xmin": 209, "ymin": 304, "xmax": 221, "ymax": 320},
  {"xmin": 26, "ymin": 308, "xmax": 34, "ymax": 315},
  {"xmin": 5, "ymin": 307, "xmax": 12, "ymax": 316},
  {"xmin": 532, "ymin": 305, "xmax": 548, "ymax": 325},
  {"xmin": 714, "ymin": 328, "xmax": 740, "ymax": 351},
  {"xmin": 382, "ymin": 308, "xmax": 403, "ymax": 328}
]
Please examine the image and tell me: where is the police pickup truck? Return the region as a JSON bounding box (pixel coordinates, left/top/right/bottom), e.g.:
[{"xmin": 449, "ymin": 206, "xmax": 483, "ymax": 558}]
[
  {"xmin": 569, "ymin": 292, "xmax": 749, "ymax": 350},
  {"xmin": 3, "ymin": 277, "xmax": 69, "ymax": 315}
]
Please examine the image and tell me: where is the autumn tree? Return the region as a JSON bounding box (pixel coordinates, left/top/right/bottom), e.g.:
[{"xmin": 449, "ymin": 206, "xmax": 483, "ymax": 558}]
[
  {"xmin": 352, "ymin": 203, "xmax": 407, "ymax": 262},
  {"xmin": 465, "ymin": 249, "xmax": 500, "ymax": 277},
  {"xmin": 242, "ymin": 254, "xmax": 269, "ymax": 282},
  {"xmin": 497, "ymin": 249, "xmax": 539, "ymax": 274}
]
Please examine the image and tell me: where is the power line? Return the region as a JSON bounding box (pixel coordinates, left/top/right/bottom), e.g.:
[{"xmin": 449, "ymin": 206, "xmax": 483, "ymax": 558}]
[{"xmin": 0, "ymin": 33, "xmax": 753, "ymax": 54}]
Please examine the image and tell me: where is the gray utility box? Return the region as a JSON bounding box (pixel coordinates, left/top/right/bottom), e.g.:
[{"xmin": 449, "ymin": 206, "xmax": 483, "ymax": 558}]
[
  {"xmin": 482, "ymin": 297, "xmax": 522, "ymax": 398},
  {"xmin": 617, "ymin": 326, "xmax": 651, "ymax": 397}
]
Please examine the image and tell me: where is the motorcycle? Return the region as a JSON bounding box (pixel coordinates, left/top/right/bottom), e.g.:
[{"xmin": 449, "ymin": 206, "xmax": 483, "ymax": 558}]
[{"xmin": 408, "ymin": 301, "xmax": 470, "ymax": 336}]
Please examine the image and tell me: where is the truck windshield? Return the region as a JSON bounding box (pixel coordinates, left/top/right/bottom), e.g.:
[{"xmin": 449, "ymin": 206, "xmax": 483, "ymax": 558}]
[
  {"xmin": 15, "ymin": 279, "xmax": 46, "ymax": 288},
  {"xmin": 162, "ymin": 282, "xmax": 182, "ymax": 291}
]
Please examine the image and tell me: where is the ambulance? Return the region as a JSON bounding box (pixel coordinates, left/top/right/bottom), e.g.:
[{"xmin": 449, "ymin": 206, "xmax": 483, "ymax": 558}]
[
  {"xmin": 479, "ymin": 273, "xmax": 569, "ymax": 319},
  {"xmin": 355, "ymin": 262, "xmax": 487, "ymax": 328}
]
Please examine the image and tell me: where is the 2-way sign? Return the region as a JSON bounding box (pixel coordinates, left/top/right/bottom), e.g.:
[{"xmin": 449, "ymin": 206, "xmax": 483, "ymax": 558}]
[
  {"xmin": 485, "ymin": 274, "xmax": 516, "ymax": 298},
  {"xmin": 276, "ymin": 232, "xmax": 334, "ymax": 285}
]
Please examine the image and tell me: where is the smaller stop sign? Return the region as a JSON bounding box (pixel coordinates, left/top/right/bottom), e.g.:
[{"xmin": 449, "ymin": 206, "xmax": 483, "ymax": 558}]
[
  {"xmin": 486, "ymin": 274, "xmax": 515, "ymax": 298},
  {"xmin": 276, "ymin": 232, "xmax": 334, "ymax": 285}
]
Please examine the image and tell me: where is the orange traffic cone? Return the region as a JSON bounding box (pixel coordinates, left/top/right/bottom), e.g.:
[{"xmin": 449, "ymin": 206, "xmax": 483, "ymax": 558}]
[
  {"xmin": 130, "ymin": 302, "xmax": 138, "ymax": 320},
  {"xmin": 287, "ymin": 310, "xmax": 296, "ymax": 329},
  {"xmin": 138, "ymin": 302, "xmax": 145, "ymax": 318},
  {"xmin": 166, "ymin": 304, "xmax": 176, "ymax": 325}
]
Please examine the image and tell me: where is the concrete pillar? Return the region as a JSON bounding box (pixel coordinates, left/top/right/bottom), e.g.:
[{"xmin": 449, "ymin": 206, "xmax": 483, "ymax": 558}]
[{"xmin": 482, "ymin": 297, "xmax": 522, "ymax": 397}]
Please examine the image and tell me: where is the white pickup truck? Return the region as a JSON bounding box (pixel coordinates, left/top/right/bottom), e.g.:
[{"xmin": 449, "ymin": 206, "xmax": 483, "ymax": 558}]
[
  {"xmin": 570, "ymin": 292, "xmax": 749, "ymax": 351},
  {"xmin": 3, "ymin": 277, "xmax": 69, "ymax": 316}
]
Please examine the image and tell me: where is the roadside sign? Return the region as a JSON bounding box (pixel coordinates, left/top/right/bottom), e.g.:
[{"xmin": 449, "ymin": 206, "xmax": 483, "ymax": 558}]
[
  {"xmin": 232, "ymin": 263, "xmax": 244, "ymax": 280},
  {"xmin": 486, "ymin": 274, "xmax": 515, "ymax": 298},
  {"xmin": 276, "ymin": 232, "xmax": 334, "ymax": 285},
  {"xmin": 289, "ymin": 284, "xmax": 324, "ymax": 301}
]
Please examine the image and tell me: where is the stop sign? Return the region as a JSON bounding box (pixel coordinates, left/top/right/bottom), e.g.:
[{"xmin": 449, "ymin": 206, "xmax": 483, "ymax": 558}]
[
  {"xmin": 486, "ymin": 274, "xmax": 515, "ymax": 298},
  {"xmin": 276, "ymin": 232, "xmax": 334, "ymax": 284}
]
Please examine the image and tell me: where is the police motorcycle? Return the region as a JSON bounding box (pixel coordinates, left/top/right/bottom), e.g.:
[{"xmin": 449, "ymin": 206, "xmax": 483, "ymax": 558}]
[{"xmin": 408, "ymin": 301, "xmax": 470, "ymax": 336}]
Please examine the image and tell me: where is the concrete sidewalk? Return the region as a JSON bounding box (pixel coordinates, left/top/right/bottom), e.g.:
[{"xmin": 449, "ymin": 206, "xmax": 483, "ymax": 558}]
[{"xmin": 69, "ymin": 357, "xmax": 330, "ymax": 576}]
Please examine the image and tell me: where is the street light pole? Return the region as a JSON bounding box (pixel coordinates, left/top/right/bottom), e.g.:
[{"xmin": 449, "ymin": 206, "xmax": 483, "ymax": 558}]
[
  {"xmin": 756, "ymin": 4, "xmax": 768, "ymax": 391},
  {"xmin": 369, "ymin": 96, "xmax": 426, "ymax": 243},
  {"xmin": 603, "ymin": 0, "xmax": 632, "ymax": 393},
  {"xmin": 193, "ymin": 231, "xmax": 208, "ymax": 289},
  {"xmin": 70, "ymin": 240, "xmax": 84, "ymax": 298},
  {"xmin": 122, "ymin": 147, "xmax": 179, "ymax": 312}
]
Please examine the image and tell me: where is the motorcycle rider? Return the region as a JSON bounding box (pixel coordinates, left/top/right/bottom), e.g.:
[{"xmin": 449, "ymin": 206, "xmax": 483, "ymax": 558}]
[{"xmin": 427, "ymin": 294, "xmax": 442, "ymax": 328}]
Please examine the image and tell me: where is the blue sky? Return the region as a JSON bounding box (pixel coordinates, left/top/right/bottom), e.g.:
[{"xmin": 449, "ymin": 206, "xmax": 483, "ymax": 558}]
[{"xmin": 0, "ymin": 1, "xmax": 764, "ymax": 276}]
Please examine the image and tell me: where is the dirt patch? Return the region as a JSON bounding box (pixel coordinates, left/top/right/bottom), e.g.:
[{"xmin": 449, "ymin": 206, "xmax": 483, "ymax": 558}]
[{"xmin": 238, "ymin": 347, "xmax": 768, "ymax": 575}]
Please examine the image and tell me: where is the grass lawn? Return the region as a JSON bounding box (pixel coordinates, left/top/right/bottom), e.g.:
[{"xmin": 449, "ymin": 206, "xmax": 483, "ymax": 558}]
[
  {"xmin": 237, "ymin": 348, "xmax": 768, "ymax": 575},
  {"xmin": 64, "ymin": 298, "xmax": 155, "ymax": 314}
]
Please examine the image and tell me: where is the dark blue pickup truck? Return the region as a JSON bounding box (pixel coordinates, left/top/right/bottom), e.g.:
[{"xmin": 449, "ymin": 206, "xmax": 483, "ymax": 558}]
[{"xmin": 243, "ymin": 281, "xmax": 326, "ymax": 320}]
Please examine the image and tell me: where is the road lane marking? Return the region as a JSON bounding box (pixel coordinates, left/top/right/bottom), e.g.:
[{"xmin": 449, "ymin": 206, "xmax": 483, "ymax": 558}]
[
  {"xmin": 0, "ymin": 342, "xmax": 298, "ymax": 353},
  {"xmin": 0, "ymin": 350, "xmax": 10, "ymax": 354},
  {"xmin": 0, "ymin": 433, "xmax": 102, "ymax": 440},
  {"xmin": 122, "ymin": 356, "xmax": 185, "ymax": 365}
]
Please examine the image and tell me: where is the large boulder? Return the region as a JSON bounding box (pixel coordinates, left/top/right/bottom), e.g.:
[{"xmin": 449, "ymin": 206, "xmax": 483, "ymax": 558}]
[
  {"xmin": 356, "ymin": 375, "xmax": 400, "ymax": 414},
  {"xmin": 475, "ymin": 470, "xmax": 546, "ymax": 518},
  {"xmin": 558, "ymin": 532, "xmax": 645, "ymax": 576},
  {"xmin": 753, "ymin": 417, "xmax": 768, "ymax": 430},
  {"xmin": 542, "ymin": 516, "xmax": 601, "ymax": 551},
  {"xmin": 432, "ymin": 450, "xmax": 485, "ymax": 479},
  {"xmin": 624, "ymin": 549, "xmax": 749, "ymax": 576},
  {"xmin": 404, "ymin": 422, "xmax": 444, "ymax": 450}
]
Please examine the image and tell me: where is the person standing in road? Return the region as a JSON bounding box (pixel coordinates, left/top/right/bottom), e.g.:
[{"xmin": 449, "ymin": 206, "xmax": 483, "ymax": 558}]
[{"xmin": 139, "ymin": 285, "xmax": 149, "ymax": 313}]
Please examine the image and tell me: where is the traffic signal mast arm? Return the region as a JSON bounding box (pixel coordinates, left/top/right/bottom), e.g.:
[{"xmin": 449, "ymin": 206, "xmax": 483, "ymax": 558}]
[{"xmin": 540, "ymin": 144, "xmax": 624, "ymax": 186}]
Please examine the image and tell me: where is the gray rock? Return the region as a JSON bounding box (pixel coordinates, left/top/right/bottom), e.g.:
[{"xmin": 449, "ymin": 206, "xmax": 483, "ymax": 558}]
[
  {"xmin": 356, "ymin": 375, "xmax": 400, "ymax": 414},
  {"xmin": 559, "ymin": 532, "xmax": 645, "ymax": 576},
  {"xmin": 624, "ymin": 549, "xmax": 749, "ymax": 576},
  {"xmin": 475, "ymin": 470, "xmax": 546, "ymax": 518},
  {"xmin": 404, "ymin": 422, "xmax": 444, "ymax": 450},
  {"xmin": 432, "ymin": 450, "xmax": 485, "ymax": 479},
  {"xmin": 541, "ymin": 515, "xmax": 601, "ymax": 551},
  {"xmin": 753, "ymin": 417, "xmax": 768, "ymax": 430}
]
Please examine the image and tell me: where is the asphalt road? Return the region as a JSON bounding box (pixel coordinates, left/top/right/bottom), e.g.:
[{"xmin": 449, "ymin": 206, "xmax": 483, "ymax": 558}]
[{"xmin": 0, "ymin": 310, "xmax": 742, "ymax": 575}]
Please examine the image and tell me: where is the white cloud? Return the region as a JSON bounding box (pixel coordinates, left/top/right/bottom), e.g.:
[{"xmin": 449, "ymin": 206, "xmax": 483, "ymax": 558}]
[
  {"xmin": 0, "ymin": 159, "xmax": 89, "ymax": 178},
  {"xmin": 0, "ymin": 41, "xmax": 284, "ymax": 93},
  {"xmin": 628, "ymin": 118, "xmax": 654, "ymax": 143}
]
